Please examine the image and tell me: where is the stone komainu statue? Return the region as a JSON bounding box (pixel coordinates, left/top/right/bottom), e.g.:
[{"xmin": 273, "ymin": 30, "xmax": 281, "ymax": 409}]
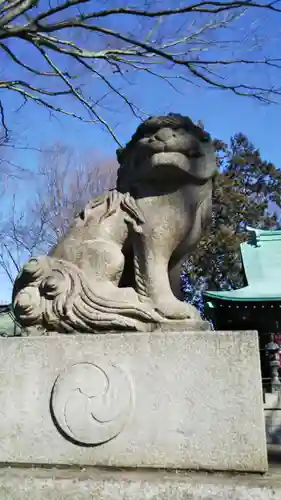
[{"xmin": 12, "ymin": 114, "xmax": 217, "ymax": 333}]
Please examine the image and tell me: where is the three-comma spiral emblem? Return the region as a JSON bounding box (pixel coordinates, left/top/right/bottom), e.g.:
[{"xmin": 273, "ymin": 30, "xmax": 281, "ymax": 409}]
[{"xmin": 50, "ymin": 362, "xmax": 133, "ymax": 446}]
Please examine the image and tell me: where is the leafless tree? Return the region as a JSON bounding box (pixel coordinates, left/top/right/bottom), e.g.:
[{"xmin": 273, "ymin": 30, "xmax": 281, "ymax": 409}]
[
  {"xmin": 0, "ymin": 126, "xmax": 45, "ymax": 200},
  {"xmin": 0, "ymin": 128, "xmax": 20, "ymax": 196},
  {"xmin": 0, "ymin": 142, "xmax": 117, "ymax": 283},
  {"xmin": 0, "ymin": 1, "xmax": 281, "ymax": 144}
]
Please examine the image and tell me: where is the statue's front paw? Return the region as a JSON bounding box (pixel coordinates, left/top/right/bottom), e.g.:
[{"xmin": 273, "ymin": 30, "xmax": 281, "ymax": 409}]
[{"xmin": 154, "ymin": 299, "xmax": 201, "ymax": 321}]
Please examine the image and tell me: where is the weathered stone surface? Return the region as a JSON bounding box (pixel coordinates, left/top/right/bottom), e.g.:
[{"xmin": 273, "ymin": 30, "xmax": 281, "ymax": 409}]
[
  {"xmin": 12, "ymin": 114, "xmax": 217, "ymax": 333},
  {"xmin": 0, "ymin": 466, "xmax": 280, "ymax": 500},
  {"xmin": 0, "ymin": 331, "xmax": 267, "ymax": 472}
]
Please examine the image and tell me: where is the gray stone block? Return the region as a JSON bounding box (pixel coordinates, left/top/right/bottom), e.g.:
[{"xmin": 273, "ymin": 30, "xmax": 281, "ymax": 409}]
[
  {"xmin": 0, "ymin": 467, "xmax": 280, "ymax": 500},
  {"xmin": 0, "ymin": 331, "xmax": 267, "ymax": 472}
]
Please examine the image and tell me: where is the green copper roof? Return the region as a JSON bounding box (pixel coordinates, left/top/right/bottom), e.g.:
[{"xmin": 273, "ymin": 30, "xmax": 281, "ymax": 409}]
[{"xmin": 204, "ymin": 226, "xmax": 281, "ymax": 302}]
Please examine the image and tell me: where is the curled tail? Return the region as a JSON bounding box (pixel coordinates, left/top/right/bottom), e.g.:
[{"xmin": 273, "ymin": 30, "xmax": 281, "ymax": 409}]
[{"xmin": 12, "ymin": 256, "xmax": 162, "ymax": 333}]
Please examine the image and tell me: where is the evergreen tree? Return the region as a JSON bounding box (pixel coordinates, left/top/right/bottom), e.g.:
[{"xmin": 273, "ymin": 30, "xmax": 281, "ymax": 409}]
[{"xmin": 182, "ymin": 133, "xmax": 281, "ymax": 313}]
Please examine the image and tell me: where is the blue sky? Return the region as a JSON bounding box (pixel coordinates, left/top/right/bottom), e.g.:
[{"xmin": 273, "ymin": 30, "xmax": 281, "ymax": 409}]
[{"xmin": 1, "ymin": 1, "xmax": 281, "ymax": 303}]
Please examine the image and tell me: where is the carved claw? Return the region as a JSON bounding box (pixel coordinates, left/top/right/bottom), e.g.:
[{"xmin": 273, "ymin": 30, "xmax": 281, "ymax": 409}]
[{"xmin": 154, "ymin": 300, "xmax": 201, "ymax": 321}]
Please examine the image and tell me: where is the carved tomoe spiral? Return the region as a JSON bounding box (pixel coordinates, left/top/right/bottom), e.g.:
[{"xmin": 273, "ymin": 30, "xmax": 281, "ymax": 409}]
[{"xmin": 50, "ymin": 362, "xmax": 133, "ymax": 446}]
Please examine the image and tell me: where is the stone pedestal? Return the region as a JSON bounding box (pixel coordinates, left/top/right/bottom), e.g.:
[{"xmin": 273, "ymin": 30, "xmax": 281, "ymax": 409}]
[
  {"xmin": 0, "ymin": 330, "xmax": 267, "ymax": 473},
  {"xmin": 1, "ymin": 466, "xmax": 281, "ymax": 500}
]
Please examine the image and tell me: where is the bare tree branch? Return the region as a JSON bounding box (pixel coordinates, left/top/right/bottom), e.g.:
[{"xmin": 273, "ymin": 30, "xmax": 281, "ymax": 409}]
[
  {"xmin": 23, "ymin": 1, "xmax": 281, "ymax": 24},
  {"xmin": 0, "ymin": 41, "xmax": 68, "ymax": 77},
  {"xmin": 0, "ymin": 0, "xmax": 280, "ymax": 143},
  {"xmin": 0, "ymin": 99, "xmax": 8, "ymax": 140},
  {"xmin": 0, "ymin": 0, "xmax": 38, "ymax": 28}
]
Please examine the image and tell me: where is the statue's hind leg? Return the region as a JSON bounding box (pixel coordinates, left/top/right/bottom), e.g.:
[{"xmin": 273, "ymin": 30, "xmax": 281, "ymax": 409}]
[{"xmin": 77, "ymin": 238, "xmax": 144, "ymax": 305}]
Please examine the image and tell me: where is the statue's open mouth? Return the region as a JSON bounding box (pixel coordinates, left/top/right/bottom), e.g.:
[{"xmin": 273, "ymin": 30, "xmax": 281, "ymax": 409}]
[
  {"xmin": 148, "ymin": 151, "xmax": 214, "ymax": 183},
  {"xmin": 150, "ymin": 152, "xmax": 191, "ymax": 172}
]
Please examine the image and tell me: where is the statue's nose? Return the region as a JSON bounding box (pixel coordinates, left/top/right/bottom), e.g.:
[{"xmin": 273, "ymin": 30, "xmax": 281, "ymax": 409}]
[{"xmin": 154, "ymin": 127, "xmax": 175, "ymax": 142}]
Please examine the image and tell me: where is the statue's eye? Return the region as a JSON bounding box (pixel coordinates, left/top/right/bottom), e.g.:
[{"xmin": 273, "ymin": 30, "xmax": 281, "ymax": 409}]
[
  {"xmin": 141, "ymin": 127, "xmax": 160, "ymax": 139},
  {"xmin": 148, "ymin": 127, "xmax": 160, "ymax": 135}
]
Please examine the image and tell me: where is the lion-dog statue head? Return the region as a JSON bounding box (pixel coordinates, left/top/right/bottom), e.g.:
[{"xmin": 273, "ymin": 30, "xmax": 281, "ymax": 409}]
[{"xmin": 116, "ymin": 113, "xmax": 217, "ymax": 194}]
